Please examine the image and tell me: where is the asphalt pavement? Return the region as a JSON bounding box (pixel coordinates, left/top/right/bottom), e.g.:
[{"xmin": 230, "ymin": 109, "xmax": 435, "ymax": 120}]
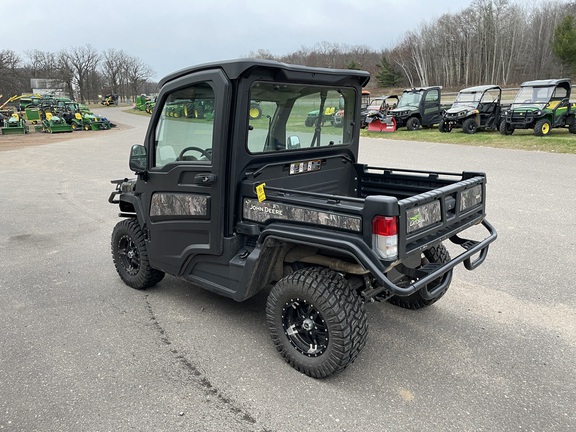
[{"xmin": 1, "ymin": 106, "xmax": 574, "ymax": 431}]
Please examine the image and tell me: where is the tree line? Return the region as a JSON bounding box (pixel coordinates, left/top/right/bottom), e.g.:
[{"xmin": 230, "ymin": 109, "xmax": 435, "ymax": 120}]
[
  {"xmin": 2, "ymin": 0, "xmax": 576, "ymax": 103},
  {"xmin": 251, "ymin": 0, "xmax": 576, "ymax": 90},
  {"xmin": 0, "ymin": 45, "xmax": 156, "ymax": 103}
]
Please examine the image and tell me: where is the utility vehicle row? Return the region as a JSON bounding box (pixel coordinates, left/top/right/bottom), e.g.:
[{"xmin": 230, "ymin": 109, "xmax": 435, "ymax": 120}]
[{"xmin": 362, "ymin": 78, "xmax": 576, "ymax": 137}]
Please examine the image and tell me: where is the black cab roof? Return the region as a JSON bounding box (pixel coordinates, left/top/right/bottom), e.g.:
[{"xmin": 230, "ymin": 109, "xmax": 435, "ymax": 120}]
[
  {"xmin": 160, "ymin": 59, "xmax": 371, "ymax": 88},
  {"xmin": 520, "ymin": 78, "xmax": 571, "ymax": 88}
]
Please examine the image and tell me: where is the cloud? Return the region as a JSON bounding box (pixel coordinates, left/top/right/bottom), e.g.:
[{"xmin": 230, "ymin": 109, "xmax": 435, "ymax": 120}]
[{"xmin": 1, "ymin": 0, "xmax": 475, "ymax": 79}]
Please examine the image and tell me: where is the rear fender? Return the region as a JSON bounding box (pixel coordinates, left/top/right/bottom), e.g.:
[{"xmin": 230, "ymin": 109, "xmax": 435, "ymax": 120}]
[{"xmin": 236, "ymin": 224, "xmax": 372, "ymax": 301}]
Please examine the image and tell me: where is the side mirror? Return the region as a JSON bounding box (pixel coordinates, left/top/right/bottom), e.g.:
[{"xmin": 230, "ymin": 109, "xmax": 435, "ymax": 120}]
[
  {"xmin": 287, "ymin": 136, "xmax": 300, "ymax": 149},
  {"xmin": 129, "ymin": 144, "xmax": 147, "ymax": 173}
]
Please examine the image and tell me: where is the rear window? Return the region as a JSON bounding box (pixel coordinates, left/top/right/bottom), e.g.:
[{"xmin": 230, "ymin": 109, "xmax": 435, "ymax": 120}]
[{"xmin": 246, "ymin": 82, "xmax": 356, "ymax": 154}]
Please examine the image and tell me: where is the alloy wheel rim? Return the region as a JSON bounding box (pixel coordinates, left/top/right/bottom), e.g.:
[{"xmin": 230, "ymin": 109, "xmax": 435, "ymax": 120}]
[
  {"xmin": 118, "ymin": 235, "xmax": 140, "ymax": 276},
  {"xmin": 282, "ymin": 298, "xmax": 328, "ymax": 357}
]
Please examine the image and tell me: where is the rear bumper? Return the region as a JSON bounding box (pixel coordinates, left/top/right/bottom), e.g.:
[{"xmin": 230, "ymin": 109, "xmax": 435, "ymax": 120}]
[
  {"xmin": 362, "ymin": 219, "xmax": 497, "ymax": 299},
  {"xmin": 259, "ymin": 218, "xmax": 497, "ymax": 299}
]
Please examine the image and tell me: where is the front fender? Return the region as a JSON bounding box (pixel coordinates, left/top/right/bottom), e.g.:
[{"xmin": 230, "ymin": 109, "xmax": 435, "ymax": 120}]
[{"xmin": 109, "ymin": 180, "xmax": 147, "ymax": 227}]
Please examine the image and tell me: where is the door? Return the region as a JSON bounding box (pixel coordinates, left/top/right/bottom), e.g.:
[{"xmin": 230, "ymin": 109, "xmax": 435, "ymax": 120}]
[
  {"xmin": 422, "ymin": 88, "xmax": 441, "ymax": 125},
  {"xmin": 139, "ymin": 70, "xmax": 229, "ymax": 275}
]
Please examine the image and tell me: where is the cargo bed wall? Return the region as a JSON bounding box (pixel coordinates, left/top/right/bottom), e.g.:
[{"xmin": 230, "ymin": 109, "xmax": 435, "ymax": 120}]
[
  {"xmin": 246, "ymin": 156, "xmax": 358, "ymax": 197},
  {"xmin": 356, "ymin": 165, "xmax": 476, "ymax": 200}
]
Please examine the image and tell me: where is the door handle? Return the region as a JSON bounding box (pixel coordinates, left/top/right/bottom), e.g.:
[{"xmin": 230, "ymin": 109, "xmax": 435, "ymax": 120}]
[{"xmin": 193, "ymin": 173, "xmax": 216, "ymax": 185}]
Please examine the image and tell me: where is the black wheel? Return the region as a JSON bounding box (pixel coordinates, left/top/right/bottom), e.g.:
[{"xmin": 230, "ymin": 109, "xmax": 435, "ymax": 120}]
[
  {"xmin": 406, "ymin": 117, "xmax": 421, "ymax": 131},
  {"xmin": 304, "ymin": 117, "xmax": 315, "ymax": 127},
  {"xmin": 499, "ymin": 120, "xmax": 514, "ymax": 135},
  {"xmin": 266, "ymin": 267, "xmax": 368, "ymax": 378},
  {"xmin": 438, "ymin": 119, "xmax": 452, "ymax": 133},
  {"xmin": 534, "ymin": 118, "xmax": 551, "ymax": 136},
  {"xmin": 177, "ymin": 146, "xmax": 212, "ymax": 161},
  {"xmin": 111, "ymin": 219, "xmax": 165, "ymax": 289},
  {"xmin": 569, "ymin": 119, "xmax": 576, "ymax": 134},
  {"xmin": 462, "ymin": 118, "xmax": 478, "ymax": 134},
  {"xmin": 388, "ymin": 244, "xmax": 452, "ymax": 310}
]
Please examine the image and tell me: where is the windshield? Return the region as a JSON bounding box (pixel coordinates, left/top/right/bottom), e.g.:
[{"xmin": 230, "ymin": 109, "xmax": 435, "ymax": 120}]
[
  {"xmin": 453, "ymin": 92, "xmax": 479, "ymax": 108},
  {"xmin": 397, "ymin": 91, "xmax": 422, "ymax": 108},
  {"xmin": 247, "ymin": 82, "xmax": 356, "ymax": 154},
  {"xmin": 512, "ymin": 86, "xmax": 554, "ymax": 108}
]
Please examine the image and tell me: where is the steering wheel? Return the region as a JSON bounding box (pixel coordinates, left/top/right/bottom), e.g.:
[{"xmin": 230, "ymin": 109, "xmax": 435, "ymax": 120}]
[{"xmin": 177, "ymin": 146, "xmax": 212, "ymax": 161}]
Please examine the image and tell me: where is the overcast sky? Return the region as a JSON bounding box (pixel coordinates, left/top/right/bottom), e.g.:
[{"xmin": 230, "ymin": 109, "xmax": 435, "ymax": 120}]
[{"xmin": 2, "ymin": 0, "xmax": 475, "ymax": 80}]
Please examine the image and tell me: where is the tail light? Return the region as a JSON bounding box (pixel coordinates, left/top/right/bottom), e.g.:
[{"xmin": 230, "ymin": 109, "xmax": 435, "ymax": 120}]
[{"xmin": 372, "ymin": 216, "xmax": 398, "ymax": 260}]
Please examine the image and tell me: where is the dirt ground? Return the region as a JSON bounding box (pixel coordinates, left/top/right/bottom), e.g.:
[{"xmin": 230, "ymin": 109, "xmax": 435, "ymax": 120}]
[{"xmin": 0, "ymin": 122, "xmax": 130, "ymax": 152}]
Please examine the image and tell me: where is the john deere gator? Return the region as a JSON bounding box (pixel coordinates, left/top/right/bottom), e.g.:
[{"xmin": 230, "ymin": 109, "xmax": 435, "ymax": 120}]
[{"xmin": 500, "ymin": 78, "xmax": 576, "ymax": 136}]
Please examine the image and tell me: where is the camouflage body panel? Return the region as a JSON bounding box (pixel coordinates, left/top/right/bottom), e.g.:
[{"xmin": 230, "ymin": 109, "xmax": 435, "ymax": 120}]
[
  {"xmin": 406, "ymin": 200, "xmax": 441, "ymax": 233},
  {"xmin": 460, "ymin": 185, "xmax": 483, "ymax": 212},
  {"xmin": 243, "ymin": 198, "xmax": 361, "ymax": 232},
  {"xmin": 150, "ymin": 193, "xmax": 209, "ymax": 219}
]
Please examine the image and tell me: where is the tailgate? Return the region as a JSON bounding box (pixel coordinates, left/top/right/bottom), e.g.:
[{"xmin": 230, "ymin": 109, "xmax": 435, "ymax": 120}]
[{"xmin": 397, "ymin": 174, "xmax": 486, "ymax": 258}]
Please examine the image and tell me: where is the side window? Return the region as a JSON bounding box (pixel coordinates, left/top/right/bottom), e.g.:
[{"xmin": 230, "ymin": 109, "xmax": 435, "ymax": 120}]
[
  {"xmin": 552, "ymin": 86, "xmax": 568, "ymax": 100},
  {"xmin": 425, "ymin": 89, "xmax": 439, "ymax": 103},
  {"xmin": 153, "ymin": 82, "xmax": 215, "ymax": 168}
]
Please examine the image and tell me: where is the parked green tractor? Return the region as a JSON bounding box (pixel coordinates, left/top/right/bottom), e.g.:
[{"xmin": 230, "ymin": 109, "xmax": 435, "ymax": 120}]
[
  {"xmin": 135, "ymin": 94, "xmax": 154, "ymax": 112},
  {"xmin": 164, "ymin": 99, "xmax": 213, "ymax": 119},
  {"xmin": 500, "ymin": 78, "xmax": 576, "ymax": 136},
  {"xmin": 82, "ymin": 113, "xmax": 112, "ymax": 130},
  {"xmin": 249, "ymin": 101, "xmax": 262, "ymax": 119},
  {"xmin": 304, "ymin": 96, "xmax": 344, "ymax": 127},
  {"xmin": 58, "ymin": 102, "xmax": 110, "ymax": 130},
  {"xmin": 1, "ymin": 113, "xmax": 29, "ymax": 135},
  {"xmin": 101, "ymin": 94, "xmax": 119, "ymax": 106},
  {"xmin": 42, "ymin": 113, "xmax": 73, "ymax": 133},
  {"xmin": 145, "ymin": 99, "xmax": 156, "ymax": 114}
]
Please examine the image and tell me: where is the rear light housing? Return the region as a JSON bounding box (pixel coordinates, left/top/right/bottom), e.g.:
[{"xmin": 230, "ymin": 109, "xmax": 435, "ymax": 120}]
[{"xmin": 372, "ymin": 216, "xmax": 398, "ymax": 260}]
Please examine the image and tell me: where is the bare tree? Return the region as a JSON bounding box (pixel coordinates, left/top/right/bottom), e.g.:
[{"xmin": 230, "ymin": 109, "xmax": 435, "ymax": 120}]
[
  {"xmin": 385, "ymin": 0, "xmax": 573, "ymax": 88},
  {"xmin": 56, "ymin": 51, "xmax": 76, "ymax": 99},
  {"xmin": 124, "ymin": 56, "xmax": 155, "ymax": 100},
  {"xmin": 247, "ymin": 49, "xmax": 276, "ymax": 60},
  {"xmin": 102, "ymin": 49, "xmax": 127, "ymax": 97},
  {"xmin": 0, "ymin": 50, "xmax": 23, "ymax": 98},
  {"xmin": 391, "ymin": 41, "xmax": 417, "ymax": 88},
  {"xmin": 61, "ymin": 45, "xmax": 100, "ymax": 102},
  {"xmin": 23, "ymin": 50, "xmax": 59, "ymax": 78}
]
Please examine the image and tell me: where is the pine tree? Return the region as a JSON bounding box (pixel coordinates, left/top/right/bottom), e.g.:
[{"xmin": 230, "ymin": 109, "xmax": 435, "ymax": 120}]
[
  {"xmin": 376, "ymin": 55, "xmax": 401, "ymax": 87},
  {"xmin": 347, "ymin": 60, "xmax": 360, "ymax": 70},
  {"xmin": 552, "ymin": 15, "xmax": 576, "ymax": 74}
]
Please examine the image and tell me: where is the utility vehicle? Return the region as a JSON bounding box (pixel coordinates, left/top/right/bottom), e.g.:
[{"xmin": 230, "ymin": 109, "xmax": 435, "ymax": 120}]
[
  {"xmin": 500, "ymin": 78, "xmax": 576, "ymax": 136},
  {"xmin": 381, "ymin": 86, "xmax": 447, "ymax": 131},
  {"xmin": 360, "ymin": 94, "xmax": 399, "ymax": 129},
  {"xmin": 439, "ymin": 85, "xmax": 502, "ymax": 134},
  {"xmin": 109, "ymin": 60, "xmax": 497, "ymax": 378}
]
